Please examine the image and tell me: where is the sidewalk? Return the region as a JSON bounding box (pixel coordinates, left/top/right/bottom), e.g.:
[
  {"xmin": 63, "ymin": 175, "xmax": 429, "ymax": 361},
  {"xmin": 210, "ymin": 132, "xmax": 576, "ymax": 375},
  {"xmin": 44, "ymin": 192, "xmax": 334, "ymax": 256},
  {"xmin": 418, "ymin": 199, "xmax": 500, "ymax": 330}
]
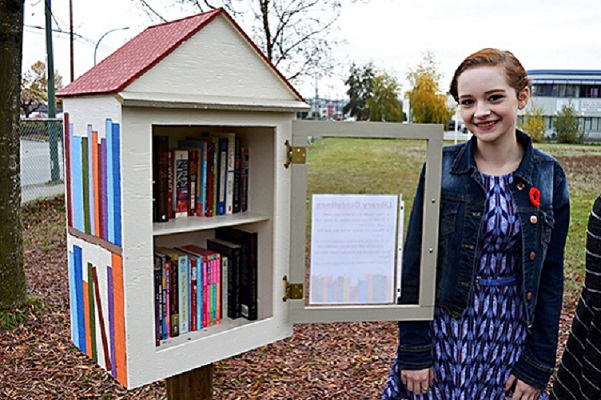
[{"xmin": 22, "ymin": 181, "xmax": 64, "ymax": 204}]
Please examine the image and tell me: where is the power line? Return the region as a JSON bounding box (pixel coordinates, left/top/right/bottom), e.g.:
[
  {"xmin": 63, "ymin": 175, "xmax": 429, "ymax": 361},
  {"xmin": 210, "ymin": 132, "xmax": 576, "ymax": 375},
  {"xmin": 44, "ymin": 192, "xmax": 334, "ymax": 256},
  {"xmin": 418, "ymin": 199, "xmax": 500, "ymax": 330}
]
[{"xmin": 25, "ymin": 24, "xmax": 101, "ymax": 48}]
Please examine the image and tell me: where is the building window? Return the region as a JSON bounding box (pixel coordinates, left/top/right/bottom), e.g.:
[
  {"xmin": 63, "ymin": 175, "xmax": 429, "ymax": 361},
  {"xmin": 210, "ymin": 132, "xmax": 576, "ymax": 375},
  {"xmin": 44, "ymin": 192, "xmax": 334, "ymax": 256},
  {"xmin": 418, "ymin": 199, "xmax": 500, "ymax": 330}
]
[
  {"xmin": 582, "ymin": 85, "xmax": 601, "ymax": 98},
  {"xmin": 532, "ymin": 84, "xmax": 553, "ymax": 97},
  {"xmin": 566, "ymin": 85, "xmax": 579, "ymax": 97},
  {"xmin": 554, "ymin": 84, "xmax": 567, "ymax": 97}
]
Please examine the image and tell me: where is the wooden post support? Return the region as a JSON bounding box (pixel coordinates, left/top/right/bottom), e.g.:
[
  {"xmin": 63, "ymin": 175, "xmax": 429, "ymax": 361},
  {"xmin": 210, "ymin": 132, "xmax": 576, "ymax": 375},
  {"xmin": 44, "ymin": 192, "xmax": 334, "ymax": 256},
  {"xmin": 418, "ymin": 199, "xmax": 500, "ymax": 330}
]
[{"xmin": 167, "ymin": 364, "xmax": 213, "ymax": 400}]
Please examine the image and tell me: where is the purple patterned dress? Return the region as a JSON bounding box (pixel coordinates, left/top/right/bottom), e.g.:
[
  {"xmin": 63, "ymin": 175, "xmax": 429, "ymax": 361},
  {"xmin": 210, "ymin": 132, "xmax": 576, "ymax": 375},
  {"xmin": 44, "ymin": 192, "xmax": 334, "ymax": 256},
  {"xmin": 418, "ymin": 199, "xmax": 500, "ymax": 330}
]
[{"xmin": 383, "ymin": 173, "xmax": 548, "ymax": 400}]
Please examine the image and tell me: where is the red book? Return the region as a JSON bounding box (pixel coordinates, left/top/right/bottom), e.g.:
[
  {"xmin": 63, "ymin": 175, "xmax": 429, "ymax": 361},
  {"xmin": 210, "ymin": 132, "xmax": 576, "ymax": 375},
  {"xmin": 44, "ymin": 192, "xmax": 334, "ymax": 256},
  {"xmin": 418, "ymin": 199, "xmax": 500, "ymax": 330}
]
[{"xmin": 186, "ymin": 148, "xmax": 198, "ymax": 216}]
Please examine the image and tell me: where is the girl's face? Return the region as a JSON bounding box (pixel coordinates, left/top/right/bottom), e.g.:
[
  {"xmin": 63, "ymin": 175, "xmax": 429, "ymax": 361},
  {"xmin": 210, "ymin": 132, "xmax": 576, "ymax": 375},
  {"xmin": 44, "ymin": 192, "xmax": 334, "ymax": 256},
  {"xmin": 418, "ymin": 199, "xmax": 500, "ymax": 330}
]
[{"xmin": 457, "ymin": 65, "xmax": 529, "ymax": 146}]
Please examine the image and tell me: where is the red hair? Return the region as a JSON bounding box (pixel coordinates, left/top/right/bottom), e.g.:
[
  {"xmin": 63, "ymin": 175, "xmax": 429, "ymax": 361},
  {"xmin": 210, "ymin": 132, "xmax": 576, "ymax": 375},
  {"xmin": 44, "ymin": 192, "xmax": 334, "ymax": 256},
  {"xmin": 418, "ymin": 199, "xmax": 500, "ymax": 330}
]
[{"xmin": 449, "ymin": 48, "xmax": 530, "ymax": 102}]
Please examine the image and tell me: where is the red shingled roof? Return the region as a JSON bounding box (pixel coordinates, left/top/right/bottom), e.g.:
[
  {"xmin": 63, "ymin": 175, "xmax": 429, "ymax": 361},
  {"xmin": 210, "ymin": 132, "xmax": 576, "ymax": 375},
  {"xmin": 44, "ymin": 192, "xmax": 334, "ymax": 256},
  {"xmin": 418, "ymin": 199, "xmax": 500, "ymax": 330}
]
[{"xmin": 59, "ymin": 8, "xmax": 303, "ymax": 101}]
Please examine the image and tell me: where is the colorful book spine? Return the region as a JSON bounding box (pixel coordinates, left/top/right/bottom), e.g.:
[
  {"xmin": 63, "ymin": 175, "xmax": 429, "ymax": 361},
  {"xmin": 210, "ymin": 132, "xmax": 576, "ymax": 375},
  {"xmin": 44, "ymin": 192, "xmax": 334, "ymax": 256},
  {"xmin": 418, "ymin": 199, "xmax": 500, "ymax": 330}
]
[
  {"xmin": 153, "ymin": 255, "xmax": 162, "ymax": 346},
  {"xmin": 64, "ymin": 113, "xmax": 73, "ymax": 227},
  {"xmin": 173, "ymin": 150, "xmax": 189, "ymax": 218},
  {"xmin": 206, "ymin": 139, "xmax": 216, "ymax": 217},
  {"xmin": 110, "ymin": 121, "xmax": 122, "ymax": 247},
  {"xmin": 82, "ymin": 136, "xmax": 90, "ymax": 235},
  {"xmin": 164, "ymin": 257, "xmax": 170, "ymax": 338},
  {"xmin": 206, "ymin": 238, "xmax": 242, "ymax": 319},
  {"xmin": 179, "ymin": 140, "xmax": 207, "ymax": 217},
  {"xmin": 241, "ymin": 146, "xmax": 250, "ymax": 212},
  {"xmin": 189, "ymin": 256, "xmax": 197, "ymax": 331},
  {"xmin": 166, "ymin": 151, "xmax": 173, "ymax": 220},
  {"xmin": 220, "ymin": 256, "xmax": 228, "ymax": 320},
  {"xmin": 233, "ymin": 138, "xmax": 241, "ymax": 213},
  {"xmin": 178, "ymin": 254, "xmax": 189, "ymax": 334},
  {"xmin": 153, "ymin": 136, "xmax": 169, "ymax": 222},
  {"xmin": 186, "ymin": 148, "xmax": 198, "ymax": 217},
  {"xmin": 216, "ymin": 137, "xmax": 228, "ymax": 215},
  {"xmin": 180, "ymin": 244, "xmax": 221, "ymax": 327}
]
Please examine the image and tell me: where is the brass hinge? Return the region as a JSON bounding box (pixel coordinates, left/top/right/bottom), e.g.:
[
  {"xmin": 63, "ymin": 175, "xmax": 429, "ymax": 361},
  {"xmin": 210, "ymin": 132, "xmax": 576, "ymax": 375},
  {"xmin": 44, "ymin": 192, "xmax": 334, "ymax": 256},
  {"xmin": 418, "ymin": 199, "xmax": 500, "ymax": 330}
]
[
  {"xmin": 282, "ymin": 275, "xmax": 303, "ymax": 301},
  {"xmin": 284, "ymin": 140, "xmax": 307, "ymax": 168}
]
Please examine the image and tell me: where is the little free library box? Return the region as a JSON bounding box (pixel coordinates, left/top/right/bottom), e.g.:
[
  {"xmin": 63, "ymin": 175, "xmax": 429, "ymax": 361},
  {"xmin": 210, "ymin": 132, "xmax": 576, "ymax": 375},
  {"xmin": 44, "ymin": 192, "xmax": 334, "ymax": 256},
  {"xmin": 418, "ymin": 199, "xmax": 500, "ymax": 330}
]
[{"xmin": 58, "ymin": 8, "xmax": 442, "ymax": 389}]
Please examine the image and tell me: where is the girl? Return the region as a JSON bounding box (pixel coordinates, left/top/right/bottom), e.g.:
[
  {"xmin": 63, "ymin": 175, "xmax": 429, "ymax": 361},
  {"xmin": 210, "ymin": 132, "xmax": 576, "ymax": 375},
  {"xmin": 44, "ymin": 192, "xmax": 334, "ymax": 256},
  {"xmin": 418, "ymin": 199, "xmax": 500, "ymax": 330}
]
[{"xmin": 382, "ymin": 48, "xmax": 570, "ymax": 400}]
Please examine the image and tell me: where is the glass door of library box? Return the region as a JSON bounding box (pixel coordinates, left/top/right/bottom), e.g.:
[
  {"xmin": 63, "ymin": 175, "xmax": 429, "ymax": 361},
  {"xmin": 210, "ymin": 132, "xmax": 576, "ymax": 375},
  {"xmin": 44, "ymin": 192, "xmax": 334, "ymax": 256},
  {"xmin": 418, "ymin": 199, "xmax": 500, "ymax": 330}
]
[{"xmin": 287, "ymin": 120, "xmax": 443, "ymax": 324}]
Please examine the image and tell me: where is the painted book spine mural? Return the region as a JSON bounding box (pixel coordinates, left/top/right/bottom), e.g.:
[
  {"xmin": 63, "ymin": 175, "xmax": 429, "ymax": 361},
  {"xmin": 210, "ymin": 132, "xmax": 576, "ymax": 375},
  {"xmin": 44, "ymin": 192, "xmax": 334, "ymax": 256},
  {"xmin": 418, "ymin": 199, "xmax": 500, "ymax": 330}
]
[{"xmin": 64, "ymin": 114, "xmax": 127, "ymax": 386}]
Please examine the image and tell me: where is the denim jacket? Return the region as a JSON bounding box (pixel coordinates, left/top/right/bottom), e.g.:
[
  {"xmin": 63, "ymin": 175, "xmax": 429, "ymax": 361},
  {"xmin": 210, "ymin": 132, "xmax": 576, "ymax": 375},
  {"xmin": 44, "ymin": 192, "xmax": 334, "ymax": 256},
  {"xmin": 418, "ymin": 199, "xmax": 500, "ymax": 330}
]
[{"xmin": 397, "ymin": 130, "xmax": 570, "ymax": 389}]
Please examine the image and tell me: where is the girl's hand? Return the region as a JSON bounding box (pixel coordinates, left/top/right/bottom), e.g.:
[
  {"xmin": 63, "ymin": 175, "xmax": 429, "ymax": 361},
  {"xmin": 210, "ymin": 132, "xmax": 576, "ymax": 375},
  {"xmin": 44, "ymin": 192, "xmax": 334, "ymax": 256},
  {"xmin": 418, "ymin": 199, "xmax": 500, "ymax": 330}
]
[
  {"xmin": 400, "ymin": 368, "xmax": 434, "ymax": 395},
  {"xmin": 504, "ymin": 374, "xmax": 542, "ymax": 400}
]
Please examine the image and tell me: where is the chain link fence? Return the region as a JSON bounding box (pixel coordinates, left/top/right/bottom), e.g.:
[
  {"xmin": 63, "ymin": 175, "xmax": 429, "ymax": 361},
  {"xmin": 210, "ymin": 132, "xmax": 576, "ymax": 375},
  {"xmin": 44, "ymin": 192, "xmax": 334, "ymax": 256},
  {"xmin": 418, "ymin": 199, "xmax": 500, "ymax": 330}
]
[{"xmin": 20, "ymin": 118, "xmax": 65, "ymax": 204}]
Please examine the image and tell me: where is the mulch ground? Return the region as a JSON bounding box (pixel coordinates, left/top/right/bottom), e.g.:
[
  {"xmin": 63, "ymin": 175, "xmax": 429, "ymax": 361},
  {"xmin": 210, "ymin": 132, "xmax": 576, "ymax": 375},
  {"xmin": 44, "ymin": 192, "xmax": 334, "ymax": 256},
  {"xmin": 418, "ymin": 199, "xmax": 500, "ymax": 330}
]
[{"xmin": 3, "ymin": 149, "xmax": 599, "ymax": 400}]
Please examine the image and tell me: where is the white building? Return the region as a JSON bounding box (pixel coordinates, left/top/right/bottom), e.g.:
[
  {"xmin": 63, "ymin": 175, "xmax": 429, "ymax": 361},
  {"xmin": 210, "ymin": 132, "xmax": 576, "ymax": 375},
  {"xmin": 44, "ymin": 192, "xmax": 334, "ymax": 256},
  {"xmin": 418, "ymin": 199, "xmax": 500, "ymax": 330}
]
[{"xmin": 525, "ymin": 70, "xmax": 601, "ymax": 142}]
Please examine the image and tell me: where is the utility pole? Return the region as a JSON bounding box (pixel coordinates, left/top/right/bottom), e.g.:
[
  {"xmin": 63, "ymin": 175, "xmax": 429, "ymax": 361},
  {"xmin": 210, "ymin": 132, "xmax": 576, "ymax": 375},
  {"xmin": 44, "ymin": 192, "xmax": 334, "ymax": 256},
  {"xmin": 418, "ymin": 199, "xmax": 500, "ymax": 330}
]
[
  {"xmin": 45, "ymin": 0, "xmax": 60, "ymax": 183},
  {"xmin": 69, "ymin": 0, "xmax": 74, "ymax": 82}
]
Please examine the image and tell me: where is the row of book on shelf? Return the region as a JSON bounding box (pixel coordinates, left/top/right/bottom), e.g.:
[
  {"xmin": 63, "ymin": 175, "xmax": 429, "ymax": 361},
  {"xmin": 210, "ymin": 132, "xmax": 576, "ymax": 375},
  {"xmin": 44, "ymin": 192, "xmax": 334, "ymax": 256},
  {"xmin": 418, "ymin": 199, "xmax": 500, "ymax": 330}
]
[
  {"xmin": 152, "ymin": 132, "xmax": 250, "ymax": 223},
  {"xmin": 153, "ymin": 226, "xmax": 258, "ymax": 346}
]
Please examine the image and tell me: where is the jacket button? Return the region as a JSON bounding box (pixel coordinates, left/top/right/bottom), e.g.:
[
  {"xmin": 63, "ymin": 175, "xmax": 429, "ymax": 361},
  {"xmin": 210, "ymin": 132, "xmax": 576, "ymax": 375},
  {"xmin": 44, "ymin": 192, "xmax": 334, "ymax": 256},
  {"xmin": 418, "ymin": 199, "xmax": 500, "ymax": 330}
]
[
  {"xmin": 526, "ymin": 292, "xmax": 533, "ymax": 301},
  {"xmin": 530, "ymin": 251, "xmax": 536, "ymax": 260},
  {"xmin": 530, "ymin": 215, "xmax": 538, "ymax": 224},
  {"xmin": 517, "ymin": 182, "xmax": 525, "ymax": 190}
]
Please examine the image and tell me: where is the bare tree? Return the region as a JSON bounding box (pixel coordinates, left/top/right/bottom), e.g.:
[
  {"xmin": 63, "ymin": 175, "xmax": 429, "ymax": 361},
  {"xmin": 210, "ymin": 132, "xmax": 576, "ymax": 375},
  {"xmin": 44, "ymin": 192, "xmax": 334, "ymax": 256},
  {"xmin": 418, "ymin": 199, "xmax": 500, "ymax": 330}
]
[
  {"xmin": 133, "ymin": 0, "xmax": 341, "ymax": 84},
  {"xmin": 0, "ymin": 0, "xmax": 26, "ymax": 310}
]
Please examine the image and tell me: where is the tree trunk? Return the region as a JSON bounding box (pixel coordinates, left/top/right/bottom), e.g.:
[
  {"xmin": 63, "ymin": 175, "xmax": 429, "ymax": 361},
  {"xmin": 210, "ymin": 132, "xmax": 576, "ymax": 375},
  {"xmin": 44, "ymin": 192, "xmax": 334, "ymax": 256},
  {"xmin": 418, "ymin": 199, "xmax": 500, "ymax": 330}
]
[{"xmin": 0, "ymin": 0, "xmax": 26, "ymax": 310}]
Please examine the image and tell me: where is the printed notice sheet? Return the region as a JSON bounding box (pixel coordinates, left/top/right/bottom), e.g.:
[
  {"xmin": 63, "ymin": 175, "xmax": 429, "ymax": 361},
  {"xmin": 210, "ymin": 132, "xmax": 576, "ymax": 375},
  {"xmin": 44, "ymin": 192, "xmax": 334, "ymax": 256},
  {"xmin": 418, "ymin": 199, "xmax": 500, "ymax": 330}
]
[{"xmin": 310, "ymin": 194, "xmax": 399, "ymax": 305}]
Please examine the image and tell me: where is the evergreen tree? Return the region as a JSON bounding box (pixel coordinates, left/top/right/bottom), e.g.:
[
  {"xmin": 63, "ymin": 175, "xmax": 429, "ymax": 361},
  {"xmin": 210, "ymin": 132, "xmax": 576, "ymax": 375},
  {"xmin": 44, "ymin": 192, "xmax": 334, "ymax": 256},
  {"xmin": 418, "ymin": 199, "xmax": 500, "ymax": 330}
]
[
  {"xmin": 555, "ymin": 102, "xmax": 581, "ymax": 144},
  {"xmin": 343, "ymin": 62, "xmax": 375, "ymax": 121}
]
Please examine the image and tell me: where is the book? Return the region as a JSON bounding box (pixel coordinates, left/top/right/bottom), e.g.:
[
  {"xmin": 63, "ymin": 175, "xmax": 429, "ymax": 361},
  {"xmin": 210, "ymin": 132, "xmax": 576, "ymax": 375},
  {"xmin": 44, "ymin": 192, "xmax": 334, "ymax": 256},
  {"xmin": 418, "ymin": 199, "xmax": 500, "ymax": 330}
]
[
  {"xmin": 177, "ymin": 246, "xmax": 206, "ymax": 330},
  {"xmin": 214, "ymin": 132, "xmax": 236, "ymax": 214},
  {"xmin": 173, "ymin": 150, "xmax": 189, "ymax": 218},
  {"xmin": 180, "ymin": 244, "xmax": 221, "ymax": 327},
  {"xmin": 152, "ymin": 136, "xmax": 169, "ymax": 222},
  {"xmin": 198, "ymin": 137, "xmax": 216, "ymax": 217},
  {"xmin": 206, "ymin": 238, "xmax": 242, "ymax": 319},
  {"xmin": 215, "ymin": 227, "xmax": 258, "ymax": 320},
  {"xmin": 186, "ymin": 148, "xmax": 198, "ymax": 216},
  {"xmin": 179, "ymin": 139, "xmax": 208, "ymax": 217},
  {"xmin": 177, "ymin": 250, "xmax": 190, "ymax": 334},
  {"xmin": 220, "ymin": 255, "xmax": 228, "ymax": 320},
  {"xmin": 161, "ymin": 253, "xmax": 170, "ymax": 339},
  {"xmin": 154, "ymin": 251, "xmax": 171, "ymax": 339},
  {"xmin": 233, "ymin": 138, "xmax": 241, "ymax": 213},
  {"xmin": 166, "ymin": 151, "xmax": 174, "ymax": 220},
  {"xmin": 153, "ymin": 255, "xmax": 162, "ymax": 345},
  {"xmin": 240, "ymin": 146, "xmax": 250, "ymax": 212},
  {"xmin": 188, "ymin": 255, "xmax": 197, "ymax": 331},
  {"xmin": 154, "ymin": 247, "xmax": 181, "ymax": 337},
  {"xmin": 215, "ymin": 137, "xmax": 228, "ymax": 215}
]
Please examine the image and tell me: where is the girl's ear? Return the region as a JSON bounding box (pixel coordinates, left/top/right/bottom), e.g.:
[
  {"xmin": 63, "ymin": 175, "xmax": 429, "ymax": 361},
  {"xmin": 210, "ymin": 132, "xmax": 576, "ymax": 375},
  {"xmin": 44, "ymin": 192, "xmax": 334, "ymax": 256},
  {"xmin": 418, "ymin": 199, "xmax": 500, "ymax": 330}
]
[{"xmin": 518, "ymin": 87, "xmax": 530, "ymax": 110}]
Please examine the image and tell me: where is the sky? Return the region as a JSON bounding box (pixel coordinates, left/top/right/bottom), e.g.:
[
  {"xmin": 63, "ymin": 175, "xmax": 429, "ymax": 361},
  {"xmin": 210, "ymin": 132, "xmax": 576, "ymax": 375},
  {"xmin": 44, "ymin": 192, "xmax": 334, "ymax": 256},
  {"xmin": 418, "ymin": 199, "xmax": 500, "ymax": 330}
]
[{"xmin": 22, "ymin": 0, "xmax": 601, "ymax": 100}]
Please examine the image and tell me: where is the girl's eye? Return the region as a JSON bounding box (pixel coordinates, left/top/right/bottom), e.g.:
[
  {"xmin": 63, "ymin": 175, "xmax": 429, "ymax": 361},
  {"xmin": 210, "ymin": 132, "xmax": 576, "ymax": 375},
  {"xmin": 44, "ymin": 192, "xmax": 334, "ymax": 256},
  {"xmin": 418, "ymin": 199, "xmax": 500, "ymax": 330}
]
[
  {"xmin": 489, "ymin": 94, "xmax": 504, "ymax": 102},
  {"xmin": 460, "ymin": 99, "xmax": 474, "ymax": 107}
]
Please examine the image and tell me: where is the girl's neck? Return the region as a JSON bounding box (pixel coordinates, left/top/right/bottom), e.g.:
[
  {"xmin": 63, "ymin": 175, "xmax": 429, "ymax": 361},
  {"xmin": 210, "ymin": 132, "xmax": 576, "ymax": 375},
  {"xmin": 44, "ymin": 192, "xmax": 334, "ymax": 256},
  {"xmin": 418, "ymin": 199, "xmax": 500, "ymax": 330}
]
[{"xmin": 474, "ymin": 135, "xmax": 523, "ymax": 176}]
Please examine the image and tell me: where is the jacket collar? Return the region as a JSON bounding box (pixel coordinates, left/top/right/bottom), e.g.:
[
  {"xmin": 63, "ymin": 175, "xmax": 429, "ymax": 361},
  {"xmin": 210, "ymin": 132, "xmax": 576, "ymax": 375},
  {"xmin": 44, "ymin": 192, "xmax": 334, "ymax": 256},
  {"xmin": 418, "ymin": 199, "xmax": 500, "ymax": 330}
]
[{"xmin": 450, "ymin": 129, "xmax": 535, "ymax": 185}]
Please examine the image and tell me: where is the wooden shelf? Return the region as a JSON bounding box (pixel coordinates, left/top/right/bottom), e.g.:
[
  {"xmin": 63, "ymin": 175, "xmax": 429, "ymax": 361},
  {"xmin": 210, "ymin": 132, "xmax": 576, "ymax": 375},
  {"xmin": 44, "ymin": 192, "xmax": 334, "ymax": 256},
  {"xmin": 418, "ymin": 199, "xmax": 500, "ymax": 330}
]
[{"xmin": 153, "ymin": 212, "xmax": 270, "ymax": 236}]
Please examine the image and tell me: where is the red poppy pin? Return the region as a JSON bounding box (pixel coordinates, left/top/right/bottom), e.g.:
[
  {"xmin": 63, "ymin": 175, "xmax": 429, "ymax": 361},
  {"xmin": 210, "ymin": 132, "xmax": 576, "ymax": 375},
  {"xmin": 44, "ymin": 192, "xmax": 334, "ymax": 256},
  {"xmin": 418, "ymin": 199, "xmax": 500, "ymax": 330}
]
[{"xmin": 529, "ymin": 187, "xmax": 541, "ymax": 208}]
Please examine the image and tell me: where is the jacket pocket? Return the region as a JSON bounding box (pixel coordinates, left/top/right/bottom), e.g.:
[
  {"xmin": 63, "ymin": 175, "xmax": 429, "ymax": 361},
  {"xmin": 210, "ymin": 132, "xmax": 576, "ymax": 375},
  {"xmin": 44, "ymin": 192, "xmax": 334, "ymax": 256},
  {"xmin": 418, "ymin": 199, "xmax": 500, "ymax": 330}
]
[
  {"xmin": 439, "ymin": 199, "xmax": 460, "ymax": 238},
  {"xmin": 541, "ymin": 210, "xmax": 554, "ymax": 248},
  {"xmin": 436, "ymin": 199, "xmax": 460, "ymax": 300}
]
